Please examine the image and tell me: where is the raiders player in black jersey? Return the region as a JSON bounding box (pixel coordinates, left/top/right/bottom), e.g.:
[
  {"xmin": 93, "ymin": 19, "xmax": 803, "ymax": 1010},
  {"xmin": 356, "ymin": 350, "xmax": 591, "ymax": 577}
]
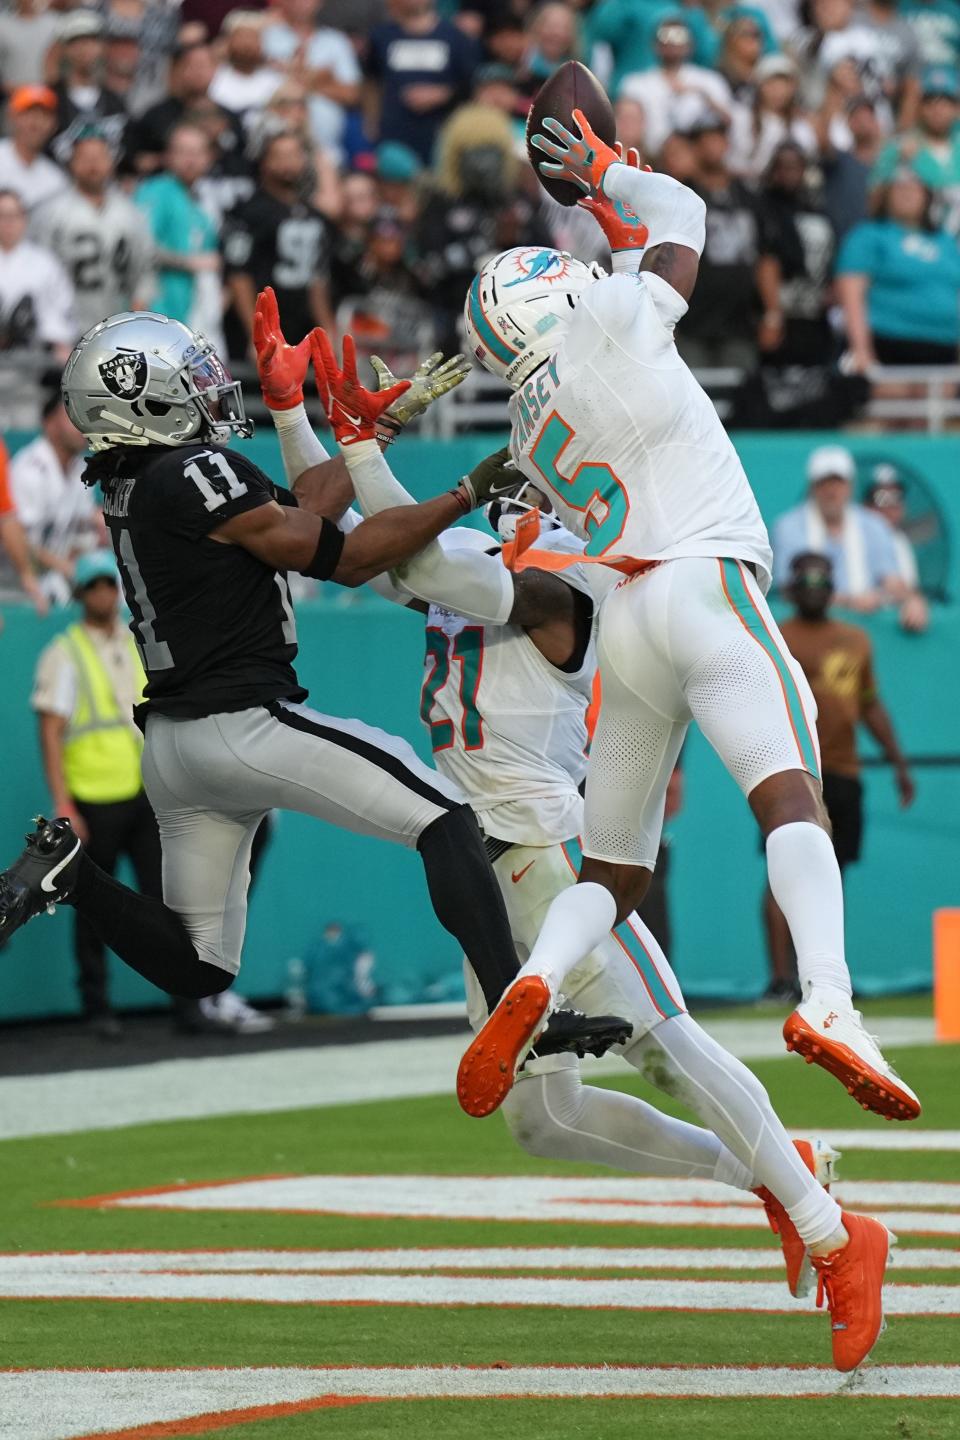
[{"xmin": 0, "ymin": 305, "xmax": 630, "ymax": 1114}]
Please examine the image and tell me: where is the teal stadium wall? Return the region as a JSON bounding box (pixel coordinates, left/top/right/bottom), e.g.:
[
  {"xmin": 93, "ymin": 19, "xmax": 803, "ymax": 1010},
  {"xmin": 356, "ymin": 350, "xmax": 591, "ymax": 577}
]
[{"xmin": 0, "ymin": 431, "xmax": 957, "ymax": 1019}]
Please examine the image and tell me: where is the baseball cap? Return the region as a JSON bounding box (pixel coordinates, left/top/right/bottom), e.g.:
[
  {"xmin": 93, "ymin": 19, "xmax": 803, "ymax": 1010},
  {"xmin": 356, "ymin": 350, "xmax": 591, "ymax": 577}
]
[
  {"xmin": 57, "ymin": 10, "xmax": 105, "ymax": 42},
  {"xmin": 74, "ymin": 549, "xmax": 119, "ymax": 591},
  {"xmin": 9, "ymin": 84, "xmax": 57, "ymax": 115},
  {"xmin": 755, "ymin": 54, "xmax": 797, "ymax": 83},
  {"xmin": 683, "ymin": 107, "xmax": 729, "ymax": 138},
  {"xmin": 789, "ymin": 551, "xmax": 834, "ymax": 588},
  {"xmin": 921, "ymin": 65, "xmax": 959, "ymax": 100},
  {"xmin": 807, "ymin": 444, "xmax": 855, "ymax": 485},
  {"xmin": 473, "ymin": 62, "xmax": 517, "ymax": 89},
  {"xmin": 867, "ymin": 462, "xmax": 905, "ymax": 504},
  {"xmin": 375, "ymin": 141, "xmax": 421, "ymax": 183},
  {"xmin": 656, "ymin": 18, "xmax": 691, "ymax": 45}
]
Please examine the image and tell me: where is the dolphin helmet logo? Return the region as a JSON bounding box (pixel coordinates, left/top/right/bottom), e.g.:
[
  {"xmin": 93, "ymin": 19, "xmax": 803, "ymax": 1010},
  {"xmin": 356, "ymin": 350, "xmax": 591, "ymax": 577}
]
[{"xmin": 503, "ymin": 249, "xmax": 571, "ymax": 288}]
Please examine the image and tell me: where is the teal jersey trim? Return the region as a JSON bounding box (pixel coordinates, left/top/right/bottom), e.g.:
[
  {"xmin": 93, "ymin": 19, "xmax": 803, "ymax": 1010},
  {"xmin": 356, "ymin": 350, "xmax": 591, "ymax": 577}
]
[
  {"xmin": 468, "ymin": 276, "xmax": 518, "ymax": 366},
  {"xmin": 719, "ymin": 559, "xmax": 820, "ymax": 779},
  {"xmin": 560, "ymin": 837, "xmax": 683, "ymax": 1020}
]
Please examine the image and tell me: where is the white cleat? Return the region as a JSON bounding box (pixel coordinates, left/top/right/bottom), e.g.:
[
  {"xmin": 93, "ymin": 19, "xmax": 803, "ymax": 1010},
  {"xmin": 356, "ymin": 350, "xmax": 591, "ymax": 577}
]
[{"xmin": 784, "ymin": 998, "xmax": 921, "ymax": 1121}]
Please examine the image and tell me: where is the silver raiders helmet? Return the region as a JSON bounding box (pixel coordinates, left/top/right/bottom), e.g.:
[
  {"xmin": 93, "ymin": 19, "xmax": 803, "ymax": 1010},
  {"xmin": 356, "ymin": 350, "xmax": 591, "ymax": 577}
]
[{"xmin": 61, "ymin": 311, "xmax": 253, "ymax": 450}]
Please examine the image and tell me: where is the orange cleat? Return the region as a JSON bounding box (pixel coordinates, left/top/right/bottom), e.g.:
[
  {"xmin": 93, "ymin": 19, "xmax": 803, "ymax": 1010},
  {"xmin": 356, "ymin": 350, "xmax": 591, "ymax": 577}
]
[
  {"xmin": 784, "ymin": 1002, "xmax": 921, "ymax": 1121},
  {"xmin": 754, "ymin": 1137, "xmax": 839, "ymax": 1297},
  {"xmin": 457, "ymin": 975, "xmax": 552, "ymax": 1118},
  {"xmin": 811, "ymin": 1212, "xmax": 894, "ymax": 1372}
]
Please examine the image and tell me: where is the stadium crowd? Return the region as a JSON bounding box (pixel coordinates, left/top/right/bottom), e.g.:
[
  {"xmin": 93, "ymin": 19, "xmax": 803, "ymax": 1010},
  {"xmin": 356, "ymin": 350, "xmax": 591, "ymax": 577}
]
[{"xmin": 0, "ymin": 0, "xmax": 951, "ymax": 617}]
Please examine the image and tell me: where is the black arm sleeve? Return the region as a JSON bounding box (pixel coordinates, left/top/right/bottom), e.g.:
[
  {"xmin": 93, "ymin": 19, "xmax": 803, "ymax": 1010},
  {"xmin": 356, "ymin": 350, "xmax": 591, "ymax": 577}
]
[{"xmin": 299, "ymin": 519, "xmax": 345, "ymax": 580}]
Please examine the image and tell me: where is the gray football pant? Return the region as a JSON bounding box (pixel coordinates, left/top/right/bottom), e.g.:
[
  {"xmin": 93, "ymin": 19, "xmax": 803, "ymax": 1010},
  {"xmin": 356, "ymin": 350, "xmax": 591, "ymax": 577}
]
[{"xmin": 140, "ymin": 699, "xmax": 461, "ymax": 976}]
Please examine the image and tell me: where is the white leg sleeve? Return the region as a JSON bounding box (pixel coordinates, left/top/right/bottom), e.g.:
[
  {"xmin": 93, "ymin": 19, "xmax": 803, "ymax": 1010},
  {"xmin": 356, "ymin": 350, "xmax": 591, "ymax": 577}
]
[
  {"xmin": 343, "ymin": 442, "xmax": 515, "ymax": 624},
  {"xmin": 272, "ymin": 403, "xmax": 331, "ymax": 487},
  {"xmin": 636, "ymin": 1014, "xmax": 843, "ymax": 1248},
  {"xmin": 766, "ymin": 821, "xmax": 852, "ymax": 1003},
  {"xmin": 503, "ymin": 1059, "xmax": 734, "ymax": 1181}
]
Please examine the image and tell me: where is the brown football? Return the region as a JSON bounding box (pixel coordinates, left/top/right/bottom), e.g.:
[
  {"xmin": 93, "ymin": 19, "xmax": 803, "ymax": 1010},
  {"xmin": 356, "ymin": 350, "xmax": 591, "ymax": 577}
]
[{"xmin": 525, "ymin": 60, "xmax": 616, "ymax": 208}]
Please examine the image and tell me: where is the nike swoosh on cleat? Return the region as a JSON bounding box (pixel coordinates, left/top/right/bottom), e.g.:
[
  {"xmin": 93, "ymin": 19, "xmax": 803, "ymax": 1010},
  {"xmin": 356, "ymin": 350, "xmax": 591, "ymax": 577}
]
[
  {"xmin": 511, "ymin": 860, "xmax": 536, "ymax": 884},
  {"xmin": 39, "ymin": 838, "xmax": 81, "ymax": 894}
]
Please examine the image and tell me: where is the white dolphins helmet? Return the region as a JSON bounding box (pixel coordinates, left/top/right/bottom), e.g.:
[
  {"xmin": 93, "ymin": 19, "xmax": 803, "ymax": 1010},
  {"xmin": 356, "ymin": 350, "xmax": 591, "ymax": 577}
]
[
  {"xmin": 464, "ymin": 247, "xmax": 604, "ymax": 389},
  {"xmin": 486, "ymin": 479, "xmax": 565, "ymax": 543},
  {"xmin": 62, "ymin": 311, "xmax": 252, "ymax": 451}
]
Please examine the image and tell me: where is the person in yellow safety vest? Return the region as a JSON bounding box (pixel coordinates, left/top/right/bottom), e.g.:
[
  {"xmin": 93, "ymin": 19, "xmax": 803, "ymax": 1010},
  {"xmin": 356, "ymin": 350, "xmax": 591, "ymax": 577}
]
[{"xmin": 31, "ymin": 548, "xmax": 161, "ymax": 1039}]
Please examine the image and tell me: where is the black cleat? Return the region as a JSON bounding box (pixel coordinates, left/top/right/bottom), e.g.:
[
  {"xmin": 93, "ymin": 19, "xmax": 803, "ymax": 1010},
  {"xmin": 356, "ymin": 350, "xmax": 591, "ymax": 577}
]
[
  {"xmin": 0, "ymin": 817, "xmax": 83, "ymax": 950},
  {"xmin": 526, "ymin": 1007, "xmax": 633, "ymax": 1064}
]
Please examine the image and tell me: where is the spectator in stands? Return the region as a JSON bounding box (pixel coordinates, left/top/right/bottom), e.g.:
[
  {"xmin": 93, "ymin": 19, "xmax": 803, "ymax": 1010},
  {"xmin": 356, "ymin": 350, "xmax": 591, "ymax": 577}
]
[
  {"xmin": 0, "ymin": 86, "xmax": 68, "ymax": 213},
  {"xmin": 870, "ymin": 66, "xmax": 960, "ymax": 232},
  {"xmin": 182, "ymin": 95, "xmax": 257, "ymax": 228},
  {"xmin": 222, "ymin": 129, "xmax": 335, "ymax": 355},
  {"xmin": 31, "ymin": 549, "xmax": 162, "ymax": 1040},
  {"xmin": 473, "ymin": 61, "xmax": 525, "ymax": 130},
  {"xmin": 613, "ymin": 94, "xmax": 647, "ymax": 160},
  {"xmin": 755, "ymin": 141, "xmax": 835, "ymax": 366},
  {"xmin": 620, "ymin": 18, "xmax": 733, "ymax": 160},
  {"xmin": 136, "ymin": 123, "xmax": 220, "ymax": 330},
  {"xmin": 262, "ymin": 0, "xmax": 362, "ymax": 160},
  {"xmin": 9, "ymin": 391, "xmax": 99, "ymax": 608},
  {"xmin": 900, "ymin": 0, "xmax": 960, "ymax": 68},
  {"xmin": 104, "ymin": 0, "xmax": 181, "ymax": 113},
  {"xmin": 762, "ymin": 550, "xmax": 914, "ymax": 1002},
  {"xmin": 715, "ymin": 13, "xmax": 765, "ymax": 104},
  {"xmin": 249, "ymin": 84, "xmax": 343, "ymax": 216},
  {"xmin": 209, "ymin": 11, "xmax": 282, "ymax": 130},
  {"xmin": 675, "ymin": 111, "xmax": 759, "ymax": 371},
  {"xmin": 330, "ymin": 169, "xmax": 378, "ymax": 298},
  {"xmin": 50, "ymin": 10, "xmax": 129, "ymax": 166},
  {"xmin": 820, "ymin": 92, "xmax": 883, "ymax": 240},
  {"xmin": 102, "ymin": 17, "xmax": 142, "ymax": 106},
  {"xmin": 0, "ymin": 0, "xmax": 59, "ymax": 92},
  {"xmin": 415, "ymin": 101, "xmax": 551, "ymax": 350},
  {"xmin": 796, "ymin": 0, "xmax": 919, "ymax": 112},
  {"xmin": 836, "ymin": 169, "xmax": 960, "ymax": 369},
  {"xmin": 129, "ymin": 40, "xmax": 244, "ymax": 175},
  {"xmin": 365, "ymin": 0, "xmax": 480, "ymax": 164},
  {"xmin": 516, "ymin": 1, "xmax": 579, "ymax": 95},
  {"xmin": 865, "ymin": 463, "xmax": 930, "ymax": 631},
  {"xmin": 375, "ymin": 140, "xmax": 422, "ymax": 223},
  {"xmin": 34, "ymin": 132, "xmax": 155, "ymax": 337},
  {"xmin": 728, "ymin": 54, "xmax": 817, "ymax": 178},
  {"xmin": 0, "ymin": 436, "xmax": 47, "ymax": 612},
  {"xmin": 0, "ymin": 189, "xmax": 74, "ymax": 361},
  {"xmin": 772, "ymin": 444, "xmax": 903, "ymax": 610}
]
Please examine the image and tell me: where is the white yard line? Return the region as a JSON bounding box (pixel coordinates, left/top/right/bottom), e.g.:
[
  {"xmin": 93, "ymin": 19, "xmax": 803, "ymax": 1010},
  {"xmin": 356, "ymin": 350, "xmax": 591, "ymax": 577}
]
[
  {"xmin": 0, "ymin": 1018, "xmax": 938, "ymax": 1141},
  {"xmin": 3, "ymin": 1364, "xmax": 960, "ymax": 1439}
]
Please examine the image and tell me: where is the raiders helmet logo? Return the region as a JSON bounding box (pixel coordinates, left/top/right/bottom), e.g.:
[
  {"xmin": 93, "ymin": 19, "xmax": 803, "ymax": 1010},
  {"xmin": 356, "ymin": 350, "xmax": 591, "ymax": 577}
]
[{"xmin": 99, "ymin": 349, "xmax": 148, "ymax": 400}]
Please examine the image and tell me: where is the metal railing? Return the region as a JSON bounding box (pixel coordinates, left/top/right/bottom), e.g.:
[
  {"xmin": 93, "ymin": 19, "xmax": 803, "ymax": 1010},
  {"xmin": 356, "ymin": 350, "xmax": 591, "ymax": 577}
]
[{"xmin": 1, "ymin": 351, "xmax": 957, "ymax": 436}]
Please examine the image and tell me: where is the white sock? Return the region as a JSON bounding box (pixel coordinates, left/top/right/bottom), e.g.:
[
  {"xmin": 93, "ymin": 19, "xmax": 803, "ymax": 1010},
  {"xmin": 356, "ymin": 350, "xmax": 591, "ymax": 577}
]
[
  {"xmin": 638, "ymin": 1015, "xmax": 843, "ymax": 1247},
  {"xmin": 517, "ymin": 883, "xmax": 617, "ymax": 999},
  {"xmin": 765, "ymin": 822, "xmax": 852, "ymax": 1003}
]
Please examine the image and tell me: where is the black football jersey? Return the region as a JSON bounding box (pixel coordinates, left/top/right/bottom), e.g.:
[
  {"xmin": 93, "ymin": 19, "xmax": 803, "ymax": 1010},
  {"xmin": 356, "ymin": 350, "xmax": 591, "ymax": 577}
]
[
  {"xmin": 100, "ymin": 443, "xmax": 307, "ymax": 719},
  {"xmin": 222, "ymin": 193, "xmax": 329, "ymax": 344}
]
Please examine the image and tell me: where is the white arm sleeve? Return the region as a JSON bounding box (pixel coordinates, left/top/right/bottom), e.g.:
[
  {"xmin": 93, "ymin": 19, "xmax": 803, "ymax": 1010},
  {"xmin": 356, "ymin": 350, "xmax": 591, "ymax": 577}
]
[
  {"xmin": 337, "ymin": 505, "xmax": 411, "ymax": 605},
  {"xmin": 602, "ymin": 163, "xmax": 706, "ymax": 256},
  {"xmin": 271, "ymin": 402, "xmax": 331, "ymax": 487},
  {"xmin": 343, "ymin": 440, "xmax": 515, "ymax": 625}
]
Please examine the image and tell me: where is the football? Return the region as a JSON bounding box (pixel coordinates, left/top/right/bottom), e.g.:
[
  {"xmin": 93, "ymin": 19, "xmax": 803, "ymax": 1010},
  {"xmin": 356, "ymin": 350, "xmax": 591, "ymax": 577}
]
[{"xmin": 525, "ymin": 60, "xmax": 616, "ymax": 207}]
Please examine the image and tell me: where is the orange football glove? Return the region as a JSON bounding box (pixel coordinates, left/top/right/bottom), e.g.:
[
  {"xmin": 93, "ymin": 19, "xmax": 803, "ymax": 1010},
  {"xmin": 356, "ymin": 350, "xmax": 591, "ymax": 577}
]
[
  {"xmin": 578, "ymin": 144, "xmax": 652, "ymax": 255},
  {"xmin": 530, "ymin": 107, "xmax": 620, "ymax": 198},
  {"xmin": 253, "ymin": 286, "xmax": 311, "ymax": 411},
  {"xmin": 310, "ymin": 330, "xmax": 410, "ymax": 446}
]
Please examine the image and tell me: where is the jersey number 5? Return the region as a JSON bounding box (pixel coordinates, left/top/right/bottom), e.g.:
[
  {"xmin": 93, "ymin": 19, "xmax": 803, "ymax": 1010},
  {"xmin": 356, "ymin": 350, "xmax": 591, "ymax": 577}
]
[
  {"xmin": 420, "ymin": 627, "xmax": 484, "ymax": 753},
  {"xmin": 529, "ymin": 413, "xmax": 629, "ymax": 557}
]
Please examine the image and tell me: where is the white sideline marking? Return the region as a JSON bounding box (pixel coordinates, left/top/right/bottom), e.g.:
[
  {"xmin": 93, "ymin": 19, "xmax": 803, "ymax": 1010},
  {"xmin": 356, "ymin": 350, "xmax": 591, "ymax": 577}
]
[
  {"xmin": 106, "ymin": 1173, "xmax": 960, "ymax": 1234},
  {"xmin": 6, "ymin": 1246, "xmax": 958, "ymax": 1275},
  {"xmin": 4, "ymin": 1365, "xmax": 960, "ymax": 1439},
  {"xmin": 0, "ymin": 1017, "xmax": 936, "ymax": 1140},
  {"xmin": 0, "ymin": 1258, "xmax": 956, "ymax": 1313}
]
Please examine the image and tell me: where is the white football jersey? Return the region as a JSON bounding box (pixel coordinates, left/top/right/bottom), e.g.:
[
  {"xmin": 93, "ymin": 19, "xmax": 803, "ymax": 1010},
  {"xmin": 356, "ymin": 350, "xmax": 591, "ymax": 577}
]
[
  {"xmin": 508, "ymin": 270, "xmax": 774, "ymax": 590},
  {"xmin": 420, "ymin": 529, "xmax": 596, "ymax": 847}
]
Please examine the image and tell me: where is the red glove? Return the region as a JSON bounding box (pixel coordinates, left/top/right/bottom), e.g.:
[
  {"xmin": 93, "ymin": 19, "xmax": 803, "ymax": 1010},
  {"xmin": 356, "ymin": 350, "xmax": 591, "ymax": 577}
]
[
  {"xmin": 578, "ymin": 145, "xmax": 651, "ymax": 255},
  {"xmin": 253, "ymin": 286, "xmax": 311, "ymax": 410},
  {"xmin": 310, "ymin": 330, "xmax": 410, "ymax": 446}
]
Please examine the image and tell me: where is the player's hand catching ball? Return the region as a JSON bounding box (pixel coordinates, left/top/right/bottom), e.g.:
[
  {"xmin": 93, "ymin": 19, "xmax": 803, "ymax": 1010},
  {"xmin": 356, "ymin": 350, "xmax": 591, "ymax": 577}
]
[
  {"xmin": 459, "ymin": 445, "xmax": 522, "ymax": 509},
  {"xmin": 252, "ymin": 286, "xmax": 311, "ymax": 410},
  {"xmin": 310, "ymin": 330, "xmax": 410, "ymax": 446},
  {"xmin": 370, "ymin": 350, "xmax": 471, "ymax": 430},
  {"xmin": 530, "ymin": 107, "xmax": 620, "ymax": 199}
]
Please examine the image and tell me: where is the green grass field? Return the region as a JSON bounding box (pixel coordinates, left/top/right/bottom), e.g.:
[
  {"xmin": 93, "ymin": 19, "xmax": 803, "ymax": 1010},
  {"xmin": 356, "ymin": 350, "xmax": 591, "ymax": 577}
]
[{"xmin": 3, "ymin": 1032, "xmax": 958, "ymax": 1439}]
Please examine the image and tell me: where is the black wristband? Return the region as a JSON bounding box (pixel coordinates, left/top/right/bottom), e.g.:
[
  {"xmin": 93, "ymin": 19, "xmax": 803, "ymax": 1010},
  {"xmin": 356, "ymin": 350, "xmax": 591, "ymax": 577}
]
[{"xmin": 300, "ymin": 518, "xmax": 346, "ymax": 580}]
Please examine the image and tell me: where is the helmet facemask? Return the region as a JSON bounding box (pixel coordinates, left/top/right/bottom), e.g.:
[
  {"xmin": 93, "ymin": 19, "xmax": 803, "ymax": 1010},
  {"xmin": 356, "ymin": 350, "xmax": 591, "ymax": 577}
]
[{"xmin": 486, "ymin": 480, "xmax": 563, "ymax": 542}]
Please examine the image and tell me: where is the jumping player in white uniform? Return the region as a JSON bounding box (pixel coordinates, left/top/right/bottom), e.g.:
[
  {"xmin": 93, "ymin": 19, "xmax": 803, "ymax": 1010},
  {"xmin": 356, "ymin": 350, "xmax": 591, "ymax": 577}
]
[
  {"xmin": 330, "ymin": 423, "xmax": 894, "ymax": 1371},
  {"xmin": 457, "ymin": 119, "xmax": 919, "ymax": 1144}
]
